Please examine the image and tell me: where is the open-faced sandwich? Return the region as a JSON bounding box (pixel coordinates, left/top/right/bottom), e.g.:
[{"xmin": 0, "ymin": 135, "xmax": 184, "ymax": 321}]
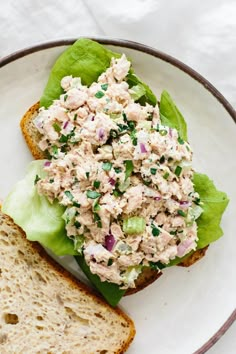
[{"xmin": 2, "ymin": 39, "xmax": 229, "ymax": 306}]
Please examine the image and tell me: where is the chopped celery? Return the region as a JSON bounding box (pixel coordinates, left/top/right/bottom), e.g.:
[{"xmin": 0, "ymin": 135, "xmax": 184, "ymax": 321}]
[{"xmin": 123, "ymin": 216, "xmax": 146, "ymax": 235}]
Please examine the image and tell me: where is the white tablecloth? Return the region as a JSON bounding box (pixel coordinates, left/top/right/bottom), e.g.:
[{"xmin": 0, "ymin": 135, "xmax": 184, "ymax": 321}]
[{"xmin": 1, "ymin": 1, "xmax": 235, "ymax": 352}]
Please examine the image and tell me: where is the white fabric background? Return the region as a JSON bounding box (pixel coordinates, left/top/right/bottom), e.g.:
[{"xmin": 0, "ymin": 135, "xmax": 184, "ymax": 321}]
[{"xmin": 0, "ymin": 0, "xmax": 235, "ymax": 352}]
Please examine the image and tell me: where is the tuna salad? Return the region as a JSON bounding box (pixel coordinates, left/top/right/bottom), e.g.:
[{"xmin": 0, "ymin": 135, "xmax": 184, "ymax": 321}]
[{"xmin": 33, "ymin": 55, "xmax": 203, "ymax": 289}]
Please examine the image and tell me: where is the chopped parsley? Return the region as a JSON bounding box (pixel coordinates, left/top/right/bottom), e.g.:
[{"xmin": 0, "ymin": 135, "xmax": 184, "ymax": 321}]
[
  {"xmin": 34, "ymin": 175, "xmax": 41, "ymax": 185},
  {"xmin": 122, "ymin": 112, "xmax": 127, "ymax": 122},
  {"xmin": 101, "ymin": 83, "xmax": 108, "ymax": 91},
  {"xmin": 94, "ymin": 213, "xmax": 102, "ymax": 228},
  {"xmin": 85, "ymin": 172, "xmax": 90, "ymax": 179},
  {"xmin": 160, "ymin": 155, "xmax": 165, "ymax": 164},
  {"xmin": 73, "ymin": 113, "xmax": 78, "ymax": 121},
  {"xmin": 109, "ymin": 129, "xmax": 118, "ymax": 138},
  {"xmin": 107, "ymin": 259, "xmax": 113, "ymax": 266},
  {"xmin": 93, "ymin": 180, "xmax": 101, "ymax": 189},
  {"xmin": 74, "ymin": 221, "xmax": 81, "ymax": 229},
  {"xmin": 64, "ymin": 190, "xmax": 73, "ymax": 201},
  {"xmin": 114, "ymin": 167, "xmax": 122, "ymax": 174},
  {"xmin": 151, "ymin": 224, "xmax": 160, "ymax": 237},
  {"xmin": 150, "ymin": 168, "xmax": 157, "ymax": 175},
  {"xmin": 64, "ymin": 94, "xmax": 68, "ymax": 102},
  {"xmin": 177, "ymin": 209, "xmax": 187, "ymax": 217},
  {"xmin": 95, "ymin": 91, "xmax": 105, "ymax": 98},
  {"xmin": 174, "ymin": 165, "xmax": 182, "ymax": 177},
  {"xmin": 178, "ymin": 136, "xmax": 185, "ymax": 145}
]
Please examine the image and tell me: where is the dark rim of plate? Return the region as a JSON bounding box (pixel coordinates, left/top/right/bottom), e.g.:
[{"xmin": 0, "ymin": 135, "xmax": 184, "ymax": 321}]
[{"xmin": 0, "ymin": 37, "xmax": 235, "ymax": 354}]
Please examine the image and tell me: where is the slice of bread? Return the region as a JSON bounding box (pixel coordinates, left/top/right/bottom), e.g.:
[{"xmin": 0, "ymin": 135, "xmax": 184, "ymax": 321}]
[
  {"xmin": 20, "ymin": 103, "xmax": 207, "ymax": 295},
  {"xmin": 0, "ymin": 211, "xmax": 135, "ymax": 353}
]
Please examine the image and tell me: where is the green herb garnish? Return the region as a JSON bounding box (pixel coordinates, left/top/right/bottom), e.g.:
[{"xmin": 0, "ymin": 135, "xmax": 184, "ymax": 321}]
[
  {"xmin": 107, "ymin": 258, "xmax": 113, "ymax": 266},
  {"xmin": 74, "ymin": 221, "xmax": 81, "ymax": 229},
  {"xmin": 93, "ymin": 180, "xmax": 101, "ymax": 189},
  {"xmin": 174, "ymin": 166, "xmax": 182, "ymax": 177},
  {"xmin": 178, "ymin": 137, "xmax": 185, "ymax": 145},
  {"xmin": 110, "ymin": 129, "xmax": 118, "ymax": 138},
  {"xmin": 177, "ymin": 209, "xmax": 187, "ymax": 217},
  {"xmin": 160, "ymin": 155, "xmax": 165, "ymax": 164},
  {"xmin": 65, "ymin": 190, "xmax": 74, "ymax": 201},
  {"xmin": 34, "ymin": 175, "xmax": 41, "ymax": 185},
  {"xmin": 85, "ymin": 172, "xmax": 90, "ymax": 179},
  {"xmin": 101, "ymin": 83, "xmax": 108, "ymax": 91},
  {"xmin": 114, "ymin": 167, "xmax": 122, "ymax": 174},
  {"xmin": 95, "ymin": 91, "xmax": 105, "ymax": 98},
  {"xmin": 150, "ymin": 168, "xmax": 157, "ymax": 175}
]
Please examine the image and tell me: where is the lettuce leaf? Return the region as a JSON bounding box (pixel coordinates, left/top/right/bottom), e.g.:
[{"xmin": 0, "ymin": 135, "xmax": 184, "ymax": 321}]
[
  {"xmin": 193, "ymin": 173, "xmax": 229, "ymax": 249},
  {"xmin": 2, "ymin": 161, "xmax": 78, "ymax": 256},
  {"xmin": 159, "ymin": 90, "xmax": 188, "ymax": 141},
  {"xmin": 126, "ymin": 70, "xmax": 157, "ymax": 106},
  {"xmin": 75, "ymin": 256, "xmax": 126, "ymax": 307}
]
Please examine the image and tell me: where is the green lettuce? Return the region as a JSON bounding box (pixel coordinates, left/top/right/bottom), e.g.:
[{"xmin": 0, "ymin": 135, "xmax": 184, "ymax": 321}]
[
  {"xmin": 75, "ymin": 256, "xmax": 126, "ymax": 307},
  {"xmin": 160, "ymin": 90, "xmax": 188, "ymax": 141},
  {"xmin": 2, "ymin": 160, "xmax": 77, "ymax": 256},
  {"xmin": 193, "ymin": 173, "xmax": 229, "ymax": 249}
]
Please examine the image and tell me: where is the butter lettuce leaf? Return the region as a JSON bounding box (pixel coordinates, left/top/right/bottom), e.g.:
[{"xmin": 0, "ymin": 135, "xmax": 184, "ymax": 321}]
[
  {"xmin": 75, "ymin": 256, "xmax": 126, "ymax": 307},
  {"xmin": 2, "ymin": 160, "xmax": 77, "ymax": 256},
  {"xmin": 159, "ymin": 90, "xmax": 188, "ymax": 141},
  {"xmin": 193, "ymin": 172, "xmax": 229, "ymax": 249},
  {"xmin": 126, "ymin": 70, "xmax": 157, "ymax": 106}
]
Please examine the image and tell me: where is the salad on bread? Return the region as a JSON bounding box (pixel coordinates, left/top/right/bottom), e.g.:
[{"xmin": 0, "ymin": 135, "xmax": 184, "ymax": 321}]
[{"xmin": 2, "ymin": 39, "xmax": 229, "ymax": 306}]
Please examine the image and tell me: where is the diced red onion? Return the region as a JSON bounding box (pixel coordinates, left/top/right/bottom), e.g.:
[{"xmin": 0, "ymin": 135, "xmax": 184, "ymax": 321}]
[
  {"xmin": 177, "ymin": 239, "xmax": 194, "ymax": 257},
  {"xmin": 154, "ymin": 196, "xmax": 161, "ymax": 201},
  {"xmin": 104, "ymin": 234, "xmax": 116, "ymax": 252},
  {"xmin": 179, "ymin": 201, "xmax": 190, "ymax": 208},
  {"xmin": 109, "ymin": 178, "xmax": 116, "ymax": 186},
  {"xmin": 169, "ymin": 128, "xmax": 173, "ymax": 138},
  {"xmin": 98, "ymin": 128, "xmax": 105, "ymax": 140},
  {"xmin": 44, "ymin": 161, "xmax": 51, "ymax": 167},
  {"xmin": 91, "ymin": 115, "xmax": 95, "ymax": 121},
  {"xmin": 63, "ymin": 121, "xmax": 69, "ymax": 129},
  {"xmin": 140, "ymin": 143, "xmax": 147, "ymax": 153}
]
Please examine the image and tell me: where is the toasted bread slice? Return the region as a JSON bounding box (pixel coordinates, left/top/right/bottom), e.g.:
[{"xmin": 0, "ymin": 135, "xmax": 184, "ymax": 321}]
[
  {"xmin": 0, "ymin": 212, "xmax": 135, "ymax": 353},
  {"xmin": 20, "ymin": 103, "xmax": 207, "ymax": 296}
]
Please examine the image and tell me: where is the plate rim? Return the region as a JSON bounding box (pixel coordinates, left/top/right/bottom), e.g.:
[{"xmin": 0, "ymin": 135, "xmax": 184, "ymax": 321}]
[{"xmin": 0, "ymin": 37, "xmax": 235, "ymax": 354}]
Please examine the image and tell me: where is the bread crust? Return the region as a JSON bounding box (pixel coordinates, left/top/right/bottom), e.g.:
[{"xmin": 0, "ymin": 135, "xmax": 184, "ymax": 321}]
[
  {"xmin": 20, "ymin": 102, "xmax": 208, "ymax": 297},
  {"xmin": 0, "ymin": 211, "xmax": 135, "ymax": 353}
]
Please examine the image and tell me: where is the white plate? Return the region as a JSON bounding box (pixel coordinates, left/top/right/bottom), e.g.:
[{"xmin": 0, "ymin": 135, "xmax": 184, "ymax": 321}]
[{"xmin": 0, "ymin": 38, "xmax": 235, "ymax": 354}]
